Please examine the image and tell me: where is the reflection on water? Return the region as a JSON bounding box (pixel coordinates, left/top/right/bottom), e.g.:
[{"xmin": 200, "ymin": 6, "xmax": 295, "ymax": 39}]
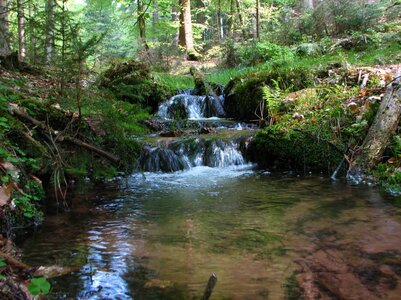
[{"xmin": 20, "ymin": 167, "xmax": 401, "ymax": 299}]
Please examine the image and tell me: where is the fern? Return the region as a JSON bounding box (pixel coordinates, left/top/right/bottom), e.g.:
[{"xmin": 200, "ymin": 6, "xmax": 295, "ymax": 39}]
[{"xmin": 262, "ymin": 79, "xmax": 283, "ymax": 119}]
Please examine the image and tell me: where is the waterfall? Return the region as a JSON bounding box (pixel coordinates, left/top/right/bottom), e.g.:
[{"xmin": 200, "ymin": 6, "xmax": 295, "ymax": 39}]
[
  {"xmin": 158, "ymin": 94, "xmax": 225, "ymax": 120},
  {"xmin": 140, "ymin": 90, "xmax": 255, "ymax": 173},
  {"xmin": 138, "ymin": 138, "xmax": 248, "ymax": 172}
]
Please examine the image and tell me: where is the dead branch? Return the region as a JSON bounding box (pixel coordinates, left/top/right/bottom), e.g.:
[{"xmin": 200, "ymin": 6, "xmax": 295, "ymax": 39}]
[
  {"xmin": 0, "ymin": 252, "xmax": 30, "ymax": 270},
  {"xmin": 8, "ymin": 103, "xmax": 120, "ymax": 165}
]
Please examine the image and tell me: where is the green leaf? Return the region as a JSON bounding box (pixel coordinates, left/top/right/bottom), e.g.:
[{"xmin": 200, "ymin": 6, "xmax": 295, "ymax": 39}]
[
  {"xmin": 28, "ymin": 277, "xmax": 51, "ymax": 295},
  {"xmin": 0, "ymin": 260, "xmax": 6, "ymax": 267}
]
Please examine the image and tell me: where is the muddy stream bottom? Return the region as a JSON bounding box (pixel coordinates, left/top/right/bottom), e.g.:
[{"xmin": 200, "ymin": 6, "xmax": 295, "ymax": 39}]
[{"xmin": 19, "ymin": 166, "xmax": 401, "ymax": 299}]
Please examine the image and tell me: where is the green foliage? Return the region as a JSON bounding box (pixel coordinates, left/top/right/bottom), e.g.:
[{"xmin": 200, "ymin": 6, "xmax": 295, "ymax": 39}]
[
  {"xmin": 28, "ymin": 277, "xmax": 51, "ymax": 296},
  {"xmin": 99, "ymin": 60, "xmax": 173, "ymax": 112},
  {"xmin": 250, "ymin": 125, "xmax": 341, "ymax": 173},
  {"xmin": 262, "ymin": 80, "xmax": 286, "ymax": 120},
  {"xmin": 225, "ymin": 40, "xmax": 294, "ymax": 67},
  {"xmin": 224, "ymin": 66, "xmax": 314, "ymax": 120},
  {"xmin": 284, "ymin": 272, "xmax": 303, "ymax": 300}
]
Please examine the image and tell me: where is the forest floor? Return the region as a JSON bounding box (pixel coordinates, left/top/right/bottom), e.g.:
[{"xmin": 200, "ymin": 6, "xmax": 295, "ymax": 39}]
[{"xmin": 0, "ymin": 39, "xmax": 401, "ymax": 298}]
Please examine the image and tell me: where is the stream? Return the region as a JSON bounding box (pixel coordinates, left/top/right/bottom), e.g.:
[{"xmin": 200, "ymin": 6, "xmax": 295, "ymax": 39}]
[{"xmin": 19, "ymin": 92, "xmax": 401, "ymax": 300}]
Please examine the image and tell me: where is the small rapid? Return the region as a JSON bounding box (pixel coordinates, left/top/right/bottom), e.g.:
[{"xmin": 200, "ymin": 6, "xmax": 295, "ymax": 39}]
[
  {"xmin": 138, "ymin": 138, "xmax": 249, "ymax": 172},
  {"xmin": 140, "ymin": 90, "xmax": 254, "ymax": 173},
  {"xmin": 157, "ymin": 94, "xmax": 225, "ymax": 120}
]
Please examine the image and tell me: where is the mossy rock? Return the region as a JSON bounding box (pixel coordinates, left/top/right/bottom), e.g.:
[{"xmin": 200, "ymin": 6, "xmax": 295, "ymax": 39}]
[
  {"xmin": 248, "ymin": 126, "xmax": 342, "ymax": 174},
  {"xmin": 224, "ymin": 67, "xmax": 315, "ymax": 121},
  {"xmin": 99, "ymin": 60, "xmax": 173, "ymax": 112}
]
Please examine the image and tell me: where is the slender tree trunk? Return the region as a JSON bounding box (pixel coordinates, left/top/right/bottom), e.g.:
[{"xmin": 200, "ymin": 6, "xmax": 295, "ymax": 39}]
[
  {"xmin": 229, "ymin": 0, "xmax": 235, "ymax": 36},
  {"xmin": 217, "ymin": 0, "xmax": 223, "ymax": 40},
  {"xmin": 255, "ymin": 0, "xmax": 260, "ymax": 40},
  {"xmin": 178, "ymin": 0, "xmax": 194, "ymax": 51},
  {"xmin": 194, "ymin": 0, "xmax": 206, "ymax": 40},
  {"xmin": 60, "ymin": 0, "xmax": 67, "ymax": 95},
  {"xmin": 171, "ymin": 3, "xmax": 179, "ymax": 44},
  {"xmin": 152, "ymin": 0, "xmax": 159, "ymax": 31},
  {"xmin": 137, "ymin": 0, "xmax": 149, "ymax": 50},
  {"xmin": 29, "ymin": 0, "xmax": 36, "ymax": 63},
  {"xmin": 17, "ymin": 0, "xmax": 26, "ymax": 61},
  {"xmin": 45, "ymin": 0, "xmax": 56, "ymax": 64},
  {"xmin": 0, "ymin": 0, "xmax": 11, "ymax": 56},
  {"xmin": 235, "ymin": 0, "xmax": 246, "ymax": 39}
]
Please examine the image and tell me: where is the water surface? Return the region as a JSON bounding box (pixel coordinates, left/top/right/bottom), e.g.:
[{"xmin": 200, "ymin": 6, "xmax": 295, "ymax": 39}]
[{"xmin": 20, "ymin": 167, "xmax": 401, "ymax": 299}]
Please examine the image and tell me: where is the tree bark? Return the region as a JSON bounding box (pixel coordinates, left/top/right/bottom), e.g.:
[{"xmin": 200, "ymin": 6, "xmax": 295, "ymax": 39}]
[
  {"xmin": 255, "ymin": 0, "xmax": 260, "ymax": 40},
  {"xmin": 17, "ymin": 0, "xmax": 26, "ymax": 61},
  {"xmin": 0, "ymin": 0, "xmax": 11, "ymax": 56},
  {"xmin": 217, "ymin": 0, "xmax": 223, "ymax": 40},
  {"xmin": 29, "ymin": 0, "xmax": 37, "ymax": 63},
  {"xmin": 45, "ymin": 0, "xmax": 56, "ymax": 64},
  {"xmin": 347, "ymin": 74, "xmax": 401, "ymax": 183},
  {"xmin": 179, "ymin": 0, "xmax": 194, "ymax": 51},
  {"xmin": 235, "ymin": 0, "xmax": 247, "ymax": 39},
  {"xmin": 229, "ymin": 0, "xmax": 235, "ymax": 36}
]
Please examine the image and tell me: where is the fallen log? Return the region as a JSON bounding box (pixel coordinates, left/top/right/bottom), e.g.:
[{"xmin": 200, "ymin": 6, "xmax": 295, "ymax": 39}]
[
  {"xmin": 347, "ymin": 72, "xmax": 401, "ymax": 183},
  {"xmin": 8, "ymin": 103, "xmax": 120, "ymax": 165}
]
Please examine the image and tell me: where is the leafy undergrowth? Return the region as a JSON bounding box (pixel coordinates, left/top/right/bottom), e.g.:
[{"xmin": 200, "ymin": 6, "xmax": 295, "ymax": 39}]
[
  {"xmin": 250, "ymin": 64, "xmax": 401, "ymax": 189},
  {"xmin": 0, "ymin": 67, "xmax": 148, "ymax": 232},
  {"xmin": 207, "ymin": 41, "xmax": 401, "ymax": 85}
]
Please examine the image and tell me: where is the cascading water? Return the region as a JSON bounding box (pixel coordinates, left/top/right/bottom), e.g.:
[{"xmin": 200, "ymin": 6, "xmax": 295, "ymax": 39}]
[
  {"xmin": 138, "ymin": 138, "xmax": 248, "ymax": 172},
  {"xmin": 158, "ymin": 94, "xmax": 225, "ymax": 120},
  {"xmin": 139, "ymin": 90, "xmax": 254, "ymax": 172}
]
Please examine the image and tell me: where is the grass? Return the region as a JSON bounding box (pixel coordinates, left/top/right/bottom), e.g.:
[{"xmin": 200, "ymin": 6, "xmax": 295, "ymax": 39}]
[
  {"xmin": 153, "ymin": 72, "xmax": 194, "ymax": 92},
  {"xmin": 149, "ymin": 42, "xmax": 400, "ymax": 90},
  {"xmin": 206, "ymin": 42, "xmax": 401, "ymax": 85}
]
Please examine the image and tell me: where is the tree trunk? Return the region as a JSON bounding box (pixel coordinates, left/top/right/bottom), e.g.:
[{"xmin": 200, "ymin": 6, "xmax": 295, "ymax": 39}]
[
  {"xmin": 45, "ymin": 0, "xmax": 56, "ymax": 64},
  {"xmin": 29, "ymin": 0, "xmax": 36, "ymax": 64},
  {"xmin": 217, "ymin": 0, "xmax": 223, "ymax": 40},
  {"xmin": 179, "ymin": 0, "xmax": 198, "ymax": 59},
  {"xmin": 17, "ymin": 0, "xmax": 26, "ymax": 61},
  {"xmin": 229, "ymin": 0, "xmax": 235, "ymax": 36},
  {"xmin": 235, "ymin": 0, "xmax": 247, "ymax": 39},
  {"xmin": 152, "ymin": 0, "xmax": 159, "ymax": 31},
  {"xmin": 194, "ymin": 0, "xmax": 207, "ymax": 40},
  {"xmin": 0, "ymin": 0, "xmax": 11, "ymax": 56},
  {"xmin": 304, "ymin": 0, "xmax": 314, "ymax": 10},
  {"xmin": 255, "ymin": 0, "xmax": 260, "ymax": 40},
  {"xmin": 347, "ymin": 74, "xmax": 401, "ymax": 184},
  {"xmin": 171, "ymin": 3, "xmax": 179, "ymax": 44},
  {"xmin": 137, "ymin": 0, "xmax": 148, "ymax": 50}
]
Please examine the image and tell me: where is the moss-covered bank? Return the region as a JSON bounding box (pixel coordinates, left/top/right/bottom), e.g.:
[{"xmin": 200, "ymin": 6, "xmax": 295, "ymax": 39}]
[
  {"xmin": 0, "ymin": 67, "xmax": 148, "ymax": 233},
  {"xmin": 98, "ymin": 60, "xmax": 174, "ymax": 113}
]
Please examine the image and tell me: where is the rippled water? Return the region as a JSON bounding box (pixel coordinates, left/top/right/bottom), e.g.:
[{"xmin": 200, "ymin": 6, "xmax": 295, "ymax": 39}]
[{"xmin": 20, "ymin": 167, "xmax": 401, "ymax": 299}]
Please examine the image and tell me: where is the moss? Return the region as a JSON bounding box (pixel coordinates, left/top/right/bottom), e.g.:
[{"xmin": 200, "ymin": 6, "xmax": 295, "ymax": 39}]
[
  {"xmin": 99, "ymin": 60, "xmax": 173, "ymax": 113},
  {"xmin": 284, "ymin": 272, "xmax": 303, "ymax": 300},
  {"xmin": 249, "ymin": 126, "xmax": 342, "ymax": 174},
  {"xmin": 224, "ymin": 66, "xmax": 315, "ymax": 120}
]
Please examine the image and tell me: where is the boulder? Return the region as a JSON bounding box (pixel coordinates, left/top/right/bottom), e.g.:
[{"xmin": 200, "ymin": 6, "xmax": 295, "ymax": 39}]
[{"xmin": 99, "ymin": 60, "xmax": 172, "ymax": 113}]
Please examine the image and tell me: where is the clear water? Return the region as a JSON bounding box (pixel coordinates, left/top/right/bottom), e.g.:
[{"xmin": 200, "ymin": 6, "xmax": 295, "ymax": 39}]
[{"xmin": 20, "ymin": 167, "xmax": 401, "ymax": 299}]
